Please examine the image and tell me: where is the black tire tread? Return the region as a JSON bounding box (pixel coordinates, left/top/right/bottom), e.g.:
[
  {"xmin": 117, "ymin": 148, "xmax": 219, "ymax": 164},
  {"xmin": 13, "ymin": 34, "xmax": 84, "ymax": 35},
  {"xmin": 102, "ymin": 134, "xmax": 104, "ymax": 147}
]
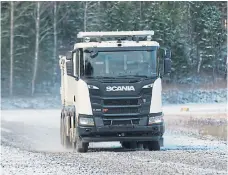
[
  {"xmin": 148, "ymin": 141, "xmax": 160, "ymax": 151},
  {"xmin": 76, "ymin": 141, "xmax": 88, "ymax": 153},
  {"xmin": 121, "ymin": 141, "xmax": 137, "ymax": 149}
]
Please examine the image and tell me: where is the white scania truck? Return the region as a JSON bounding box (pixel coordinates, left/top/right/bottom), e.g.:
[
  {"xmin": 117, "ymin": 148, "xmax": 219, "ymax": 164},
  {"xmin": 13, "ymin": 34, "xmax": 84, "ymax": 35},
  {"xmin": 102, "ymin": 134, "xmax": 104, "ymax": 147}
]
[{"xmin": 59, "ymin": 31, "xmax": 171, "ymax": 152}]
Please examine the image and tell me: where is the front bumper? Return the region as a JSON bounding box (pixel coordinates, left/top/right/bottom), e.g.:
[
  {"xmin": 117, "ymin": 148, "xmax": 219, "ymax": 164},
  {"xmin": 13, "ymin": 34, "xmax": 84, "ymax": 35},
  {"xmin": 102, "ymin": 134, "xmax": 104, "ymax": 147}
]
[{"xmin": 77, "ymin": 123, "xmax": 165, "ymax": 143}]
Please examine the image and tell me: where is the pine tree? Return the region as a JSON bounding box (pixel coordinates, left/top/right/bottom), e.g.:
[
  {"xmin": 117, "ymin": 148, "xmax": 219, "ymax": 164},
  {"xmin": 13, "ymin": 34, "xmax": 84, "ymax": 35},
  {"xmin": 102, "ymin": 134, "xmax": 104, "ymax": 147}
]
[
  {"xmin": 197, "ymin": 5, "xmax": 225, "ymax": 76},
  {"xmin": 1, "ymin": 1, "xmax": 227, "ymax": 96}
]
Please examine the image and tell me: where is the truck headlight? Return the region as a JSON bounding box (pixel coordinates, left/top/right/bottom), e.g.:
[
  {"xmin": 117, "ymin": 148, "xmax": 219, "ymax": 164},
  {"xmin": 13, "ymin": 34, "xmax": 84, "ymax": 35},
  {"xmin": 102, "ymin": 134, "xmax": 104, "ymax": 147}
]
[
  {"xmin": 88, "ymin": 85, "xmax": 99, "ymax": 89},
  {"xmin": 142, "ymin": 83, "xmax": 153, "ymax": 89},
  {"xmin": 79, "ymin": 115, "xmax": 95, "ymax": 126},
  {"xmin": 148, "ymin": 113, "xmax": 164, "ymax": 125}
]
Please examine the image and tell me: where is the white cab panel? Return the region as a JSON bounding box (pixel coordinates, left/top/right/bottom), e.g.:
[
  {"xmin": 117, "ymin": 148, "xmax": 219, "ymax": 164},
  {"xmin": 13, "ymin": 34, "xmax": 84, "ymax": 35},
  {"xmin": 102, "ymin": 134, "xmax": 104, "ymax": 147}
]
[
  {"xmin": 150, "ymin": 78, "xmax": 162, "ymax": 113},
  {"xmin": 75, "ymin": 79, "xmax": 93, "ymax": 115}
]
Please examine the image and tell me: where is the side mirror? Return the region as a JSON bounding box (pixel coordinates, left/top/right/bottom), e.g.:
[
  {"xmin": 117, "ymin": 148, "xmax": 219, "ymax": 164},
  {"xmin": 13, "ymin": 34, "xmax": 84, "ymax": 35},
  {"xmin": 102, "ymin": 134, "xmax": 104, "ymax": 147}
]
[
  {"xmin": 66, "ymin": 51, "xmax": 73, "ymax": 60},
  {"xmin": 164, "ymin": 58, "xmax": 171, "ymax": 74}
]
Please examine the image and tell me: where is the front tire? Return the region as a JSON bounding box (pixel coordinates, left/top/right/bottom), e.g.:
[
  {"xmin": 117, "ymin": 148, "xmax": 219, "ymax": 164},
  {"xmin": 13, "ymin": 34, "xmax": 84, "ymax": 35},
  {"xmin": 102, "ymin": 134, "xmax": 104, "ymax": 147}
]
[
  {"xmin": 121, "ymin": 141, "xmax": 137, "ymax": 149},
  {"xmin": 75, "ymin": 137, "xmax": 89, "ymax": 153},
  {"xmin": 148, "ymin": 141, "xmax": 160, "ymax": 151}
]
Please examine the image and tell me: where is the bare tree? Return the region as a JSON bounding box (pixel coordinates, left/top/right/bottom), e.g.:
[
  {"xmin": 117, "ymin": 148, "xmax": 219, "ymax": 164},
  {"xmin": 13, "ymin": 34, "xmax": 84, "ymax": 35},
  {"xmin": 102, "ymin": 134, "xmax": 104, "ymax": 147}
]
[
  {"xmin": 9, "ymin": 1, "xmax": 14, "ymax": 97},
  {"xmin": 83, "ymin": 1, "xmax": 101, "ymax": 32},
  {"xmin": 9, "ymin": 2, "xmax": 14, "ymax": 96},
  {"xmin": 53, "ymin": 1, "xmax": 57, "ymax": 84},
  {"xmin": 52, "ymin": 2, "xmax": 70, "ymax": 85},
  {"xmin": 30, "ymin": 1, "xmax": 69, "ymax": 93},
  {"xmin": 31, "ymin": 2, "xmax": 56, "ymax": 95},
  {"xmin": 197, "ymin": 53, "xmax": 202, "ymax": 74},
  {"xmin": 84, "ymin": 1, "xmax": 88, "ymax": 31},
  {"xmin": 1, "ymin": 2, "xmax": 33, "ymax": 96},
  {"xmin": 31, "ymin": 2, "xmax": 40, "ymax": 96},
  {"xmin": 53, "ymin": 2, "xmax": 57, "ymax": 66}
]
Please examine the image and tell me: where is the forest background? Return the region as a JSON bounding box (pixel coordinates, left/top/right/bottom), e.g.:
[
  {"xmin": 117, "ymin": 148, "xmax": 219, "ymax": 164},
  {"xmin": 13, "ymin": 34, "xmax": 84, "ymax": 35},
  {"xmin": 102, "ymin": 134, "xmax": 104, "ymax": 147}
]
[{"xmin": 1, "ymin": 1, "xmax": 227, "ymax": 101}]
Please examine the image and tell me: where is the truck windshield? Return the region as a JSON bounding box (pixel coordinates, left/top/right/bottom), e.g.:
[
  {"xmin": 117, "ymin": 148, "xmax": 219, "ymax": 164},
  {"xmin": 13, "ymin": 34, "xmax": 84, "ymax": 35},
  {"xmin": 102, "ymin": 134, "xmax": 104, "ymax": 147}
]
[{"xmin": 81, "ymin": 50, "xmax": 157, "ymax": 78}]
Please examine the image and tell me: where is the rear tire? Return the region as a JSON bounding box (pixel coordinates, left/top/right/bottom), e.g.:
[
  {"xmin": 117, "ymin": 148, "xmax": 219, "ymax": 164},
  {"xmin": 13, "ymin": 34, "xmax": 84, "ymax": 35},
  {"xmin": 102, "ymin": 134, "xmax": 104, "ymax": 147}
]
[
  {"xmin": 148, "ymin": 141, "xmax": 160, "ymax": 151},
  {"xmin": 61, "ymin": 115, "xmax": 71, "ymax": 149},
  {"xmin": 60, "ymin": 116, "xmax": 64, "ymax": 145}
]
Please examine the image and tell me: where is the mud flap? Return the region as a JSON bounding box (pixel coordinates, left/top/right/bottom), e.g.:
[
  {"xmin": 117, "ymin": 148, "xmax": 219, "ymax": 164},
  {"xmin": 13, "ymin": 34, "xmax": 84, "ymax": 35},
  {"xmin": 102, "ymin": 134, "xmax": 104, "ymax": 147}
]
[
  {"xmin": 70, "ymin": 115, "xmax": 74, "ymax": 143},
  {"xmin": 70, "ymin": 128, "xmax": 77, "ymax": 143},
  {"xmin": 65, "ymin": 115, "xmax": 70, "ymax": 137},
  {"xmin": 159, "ymin": 137, "xmax": 164, "ymax": 147}
]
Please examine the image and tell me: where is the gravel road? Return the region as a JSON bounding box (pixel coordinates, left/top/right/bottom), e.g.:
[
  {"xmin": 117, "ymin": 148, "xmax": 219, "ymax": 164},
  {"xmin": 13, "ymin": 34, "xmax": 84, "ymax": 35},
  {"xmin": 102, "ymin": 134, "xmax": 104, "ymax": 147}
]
[{"xmin": 1, "ymin": 109, "xmax": 227, "ymax": 175}]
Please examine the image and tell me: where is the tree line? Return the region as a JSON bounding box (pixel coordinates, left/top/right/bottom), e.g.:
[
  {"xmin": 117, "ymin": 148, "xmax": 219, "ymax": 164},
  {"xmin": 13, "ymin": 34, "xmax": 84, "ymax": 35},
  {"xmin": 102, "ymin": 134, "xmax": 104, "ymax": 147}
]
[{"xmin": 1, "ymin": 1, "xmax": 227, "ymax": 97}]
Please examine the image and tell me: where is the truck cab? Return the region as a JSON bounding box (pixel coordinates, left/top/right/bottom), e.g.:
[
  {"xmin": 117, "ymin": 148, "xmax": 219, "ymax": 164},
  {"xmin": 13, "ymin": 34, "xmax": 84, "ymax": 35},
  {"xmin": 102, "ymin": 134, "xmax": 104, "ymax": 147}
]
[{"xmin": 59, "ymin": 31, "xmax": 171, "ymax": 152}]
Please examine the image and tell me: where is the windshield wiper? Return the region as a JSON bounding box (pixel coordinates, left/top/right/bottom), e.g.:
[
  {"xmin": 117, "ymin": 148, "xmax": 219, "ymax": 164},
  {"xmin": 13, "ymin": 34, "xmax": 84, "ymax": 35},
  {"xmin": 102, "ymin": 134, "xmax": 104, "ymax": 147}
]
[{"xmin": 116, "ymin": 75, "xmax": 149, "ymax": 78}]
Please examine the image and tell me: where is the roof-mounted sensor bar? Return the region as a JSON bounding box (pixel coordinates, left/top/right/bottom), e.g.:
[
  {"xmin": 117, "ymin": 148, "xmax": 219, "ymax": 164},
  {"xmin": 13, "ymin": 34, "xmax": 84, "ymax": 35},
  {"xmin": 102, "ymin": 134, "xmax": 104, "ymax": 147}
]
[{"xmin": 77, "ymin": 31, "xmax": 154, "ymax": 39}]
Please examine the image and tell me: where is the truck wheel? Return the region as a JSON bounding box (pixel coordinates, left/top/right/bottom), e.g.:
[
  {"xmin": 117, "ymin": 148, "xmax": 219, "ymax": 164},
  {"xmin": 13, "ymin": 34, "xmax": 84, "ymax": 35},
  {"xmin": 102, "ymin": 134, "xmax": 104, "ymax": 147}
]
[
  {"xmin": 143, "ymin": 142, "xmax": 148, "ymax": 149},
  {"xmin": 60, "ymin": 116, "xmax": 64, "ymax": 145},
  {"xmin": 63, "ymin": 134, "xmax": 71, "ymax": 149},
  {"xmin": 61, "ymin": 116, "xmax": 71, "ymax": 149},
  {"xmin": 148, "ymin": 141, "xmax": 160, "ymax": 151},
  {"xmin": 121, "ymin": 141, "xmax": 137, "ymax": 149},
  {"xmin": 121, "ymin": 142, "xmax": 130, "ymax": 149},
  {"xmin": 75, "ymin": 137, "xmax": 89, "ymax": 153}
]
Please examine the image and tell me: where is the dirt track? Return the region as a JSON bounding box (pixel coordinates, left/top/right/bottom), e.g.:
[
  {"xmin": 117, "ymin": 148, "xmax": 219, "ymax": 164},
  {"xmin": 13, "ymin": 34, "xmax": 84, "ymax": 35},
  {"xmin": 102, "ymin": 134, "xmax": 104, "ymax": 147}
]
[{"xmin": 1, "ymin": 108, "xmax": 227, "ymax": 175}]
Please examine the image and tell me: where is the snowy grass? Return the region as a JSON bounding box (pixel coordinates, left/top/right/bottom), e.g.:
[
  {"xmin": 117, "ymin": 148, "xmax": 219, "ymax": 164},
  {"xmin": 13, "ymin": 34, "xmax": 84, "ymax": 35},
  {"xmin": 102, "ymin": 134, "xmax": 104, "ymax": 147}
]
[
  {"xmin": 162, "ymin": 88, "xmax": 227, "ymax": 104},
  {"xmin": 162, "ymin": 77, "xmax": 227, "ymax": 104},
  {"xmin": 1, "ymin": 95, "xmax": 61, "ymax": 110},
  {"xmin": 1, "ymin": 88, "xmax": 227, "ymax": 109}
]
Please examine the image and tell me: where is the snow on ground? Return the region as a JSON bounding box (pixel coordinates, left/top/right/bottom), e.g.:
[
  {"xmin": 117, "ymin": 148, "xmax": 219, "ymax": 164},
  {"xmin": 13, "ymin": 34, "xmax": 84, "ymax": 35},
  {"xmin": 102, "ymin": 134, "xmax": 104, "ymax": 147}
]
[
  {"xmin": 1, "ymin": 95, "xmax": 61, "ymax": 110},
  {"xmin": 1, "ymin": 89, "xmax": 227, "ymax": 110}
]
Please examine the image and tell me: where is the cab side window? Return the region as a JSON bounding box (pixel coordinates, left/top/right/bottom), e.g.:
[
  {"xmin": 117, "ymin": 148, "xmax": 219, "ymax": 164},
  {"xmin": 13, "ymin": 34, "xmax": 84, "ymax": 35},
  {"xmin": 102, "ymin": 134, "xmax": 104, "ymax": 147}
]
[
  {"xmin": 75, "ymin": 50, "xmax": 80, "ymax": 77},
  {"xmin": 79, "ymin": 49, "xmax": 85, "ymax": 76},
  {"xmin": 66, "ymin": 57, "xmax": 74, "ymax": 76}
]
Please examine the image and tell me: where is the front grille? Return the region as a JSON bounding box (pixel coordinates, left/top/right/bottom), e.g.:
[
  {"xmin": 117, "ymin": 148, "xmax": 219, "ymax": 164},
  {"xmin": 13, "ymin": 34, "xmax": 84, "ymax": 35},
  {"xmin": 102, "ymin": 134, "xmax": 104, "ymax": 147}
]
[
  {"xmin": 103, "ymin": 120, "xmax": 112, "ymax": 125},
  {"xmin": 89, "ymin": 89, "xmax": 100, "ymax": 96},
  {"xmin": 90, "ymin": 98, "xmax": 101, "ymax": 104},
  {"xmin": 103, "ymin": 119, "xmax": 140, "ymax": 126},
  {"xmin": 112, "ymin": 120, "xmax": 131, "ymax": 125},
  {"xmin": 104, "ymin": 99, "xmax": 138, "ymax": 105},
  {"xmin": 105, "ymin": 107, "xmax": 139, "ymax": 114}
]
